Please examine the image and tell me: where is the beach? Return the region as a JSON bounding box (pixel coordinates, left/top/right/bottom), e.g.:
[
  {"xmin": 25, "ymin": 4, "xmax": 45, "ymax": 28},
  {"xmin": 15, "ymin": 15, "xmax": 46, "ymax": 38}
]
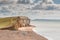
[{"xmin": 0, "ymin": 30, "xmax": 47, "ymax": 40}]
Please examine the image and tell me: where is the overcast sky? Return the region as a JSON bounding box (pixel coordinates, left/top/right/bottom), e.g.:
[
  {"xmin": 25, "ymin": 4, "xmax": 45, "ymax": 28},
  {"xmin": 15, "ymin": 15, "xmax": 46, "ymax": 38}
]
[
  {"xmin": 16, "ymin": 0, "xmax": 60, "ymax": 4},
  {"xmin": 35, "ymin": 0, "xmax": 60, "ymax": 4},
  {"xmin": 53, "ymin": 0, "xmax": 60, "ymax": 4}
]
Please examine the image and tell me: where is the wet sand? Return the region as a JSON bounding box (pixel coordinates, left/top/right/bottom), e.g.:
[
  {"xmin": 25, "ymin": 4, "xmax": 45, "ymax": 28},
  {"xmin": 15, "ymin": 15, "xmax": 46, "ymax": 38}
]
[{"xmin": 0, "ymin": 30, "xmax": 48, "ymax": 40}]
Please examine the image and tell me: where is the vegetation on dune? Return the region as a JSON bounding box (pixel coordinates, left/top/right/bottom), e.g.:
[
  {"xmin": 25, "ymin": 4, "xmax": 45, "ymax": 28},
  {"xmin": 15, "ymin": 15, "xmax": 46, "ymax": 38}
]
[
  {"xmin": 0, "ymin": 17, "xmax": 17, "ymax": 28},
  {"xmin": 0, "ymin": 16, "xmax": 31, "ymax": 30}
]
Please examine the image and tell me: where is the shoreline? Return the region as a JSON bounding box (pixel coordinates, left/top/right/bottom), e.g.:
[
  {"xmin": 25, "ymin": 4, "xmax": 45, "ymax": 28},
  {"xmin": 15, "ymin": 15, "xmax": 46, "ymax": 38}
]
[{"xmin": 33, "ymin": 28, "xmax": 53, "ymax": 40}]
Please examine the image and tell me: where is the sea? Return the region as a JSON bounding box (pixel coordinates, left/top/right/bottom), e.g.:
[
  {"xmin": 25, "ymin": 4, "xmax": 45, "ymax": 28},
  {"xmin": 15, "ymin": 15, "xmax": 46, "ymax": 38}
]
[{"xmin": 31, "ymin": 20, "xmax": 60, "ymax": 40}]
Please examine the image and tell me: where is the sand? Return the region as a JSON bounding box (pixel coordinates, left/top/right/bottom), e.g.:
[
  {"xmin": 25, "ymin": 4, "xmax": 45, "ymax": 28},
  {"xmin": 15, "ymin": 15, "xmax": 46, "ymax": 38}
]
[{"xmin": 0, "ymin": 30, "xmax": 48, "ymax": 40}]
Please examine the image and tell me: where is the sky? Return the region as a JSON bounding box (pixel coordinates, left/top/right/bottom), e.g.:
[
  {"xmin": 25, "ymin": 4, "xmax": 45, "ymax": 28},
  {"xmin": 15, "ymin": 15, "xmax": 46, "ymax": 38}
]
[
  {"xmin": 34, "ymin": 0, "xmax": 60, "ymax": 4},
  {"xmin": 53, "ymin": 0, "xmax": 60, "ymax": 4},
  {"xmin": 17, "ymin": 0, "xmax": 60, "ymax": 4}
]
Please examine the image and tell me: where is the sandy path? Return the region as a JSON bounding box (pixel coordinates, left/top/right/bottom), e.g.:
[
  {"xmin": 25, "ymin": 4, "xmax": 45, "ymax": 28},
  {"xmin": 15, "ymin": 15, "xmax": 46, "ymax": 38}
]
[{"xmin": 0, "ymin": 30, "xmax": 48, "ymax": 40}]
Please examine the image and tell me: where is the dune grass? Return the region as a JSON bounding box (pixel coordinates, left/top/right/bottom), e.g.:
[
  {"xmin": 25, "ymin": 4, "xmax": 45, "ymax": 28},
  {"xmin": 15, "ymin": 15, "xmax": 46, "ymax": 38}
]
[{"xmin": 0, "ymin": 17, "xmax": 17, "ymax": 28}]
